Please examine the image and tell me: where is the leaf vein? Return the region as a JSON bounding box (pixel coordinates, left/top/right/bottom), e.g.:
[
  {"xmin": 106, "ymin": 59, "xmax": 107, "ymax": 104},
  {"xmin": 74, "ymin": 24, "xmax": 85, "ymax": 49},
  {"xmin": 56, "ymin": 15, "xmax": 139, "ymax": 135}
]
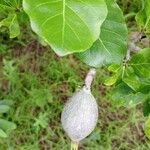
[
  {"xmin": 65, "ymin": 4, "xmax": 91, "ymax": 36},
  {"xmin": 33, "ymin": 0, "xmax": 61, "ymax": 10},
  {"xmin": 66, "ymin": 23, "xmax": 81, "ymax": 43},
  {"xmin": 98, "ymin": 38, "xmax": 111, "ymax": 55},
  {"xmin": 41, "ymin": 13, "xmax": 62, "ymax": 27}
]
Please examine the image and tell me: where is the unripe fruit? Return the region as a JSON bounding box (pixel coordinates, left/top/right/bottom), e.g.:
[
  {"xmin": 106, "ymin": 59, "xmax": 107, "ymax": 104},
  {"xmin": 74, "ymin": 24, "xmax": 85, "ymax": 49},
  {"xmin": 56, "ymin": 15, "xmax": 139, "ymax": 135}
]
[{"xmin": 61, "ymin": 87, "xmax": 98, "ymax": 143}]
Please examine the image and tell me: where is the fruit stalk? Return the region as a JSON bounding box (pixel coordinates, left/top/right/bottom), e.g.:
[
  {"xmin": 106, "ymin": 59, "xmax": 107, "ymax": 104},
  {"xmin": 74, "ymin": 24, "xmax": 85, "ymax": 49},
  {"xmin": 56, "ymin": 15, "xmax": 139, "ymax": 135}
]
[{"xmin": 84, "ymin": 68, "xmax": 96, "ymax": 90}]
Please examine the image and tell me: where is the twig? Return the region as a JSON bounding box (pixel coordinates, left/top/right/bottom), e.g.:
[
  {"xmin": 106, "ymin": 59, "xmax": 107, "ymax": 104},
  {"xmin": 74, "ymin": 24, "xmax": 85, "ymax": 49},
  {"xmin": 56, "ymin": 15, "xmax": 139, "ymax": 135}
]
[
  {"xmin": 125, "ymin": 48, "xmax": 131, "ymax": 62},
  {"xmin": 84, "ymin": 68, "xmax": 96, "ymax": 90},
  {"xmin": 126, "ymin": 32, "xmax": 143, "ymax": 61}
]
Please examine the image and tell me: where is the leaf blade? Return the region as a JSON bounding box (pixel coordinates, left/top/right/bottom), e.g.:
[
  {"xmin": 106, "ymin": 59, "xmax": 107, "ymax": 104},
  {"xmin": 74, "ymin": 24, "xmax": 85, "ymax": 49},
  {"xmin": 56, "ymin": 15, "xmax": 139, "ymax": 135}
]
[
  {"xmin": 0, "ymin": 13, "xmax": 20, "ymax": 38},
  {"xmin": 23, "ymin": 0, "xmax": 108, "ymax": 56},
  {"xmin": 77, "ymin": 0, "xmax": 127, "ymax": 67},
  {"xmin": 0, "ymin": 105, "xmax": 10, "ymax": 113},
  {"xmin": 0, "ymin": 128, "xmax": 7, "ymax": 138},
  {"xmin": 129, "ymin": 48, "xmax": 150, "ymax": 78},
  {"xmin": 0, "ymin": 119, "xmax": 16, "ymax": 133}
]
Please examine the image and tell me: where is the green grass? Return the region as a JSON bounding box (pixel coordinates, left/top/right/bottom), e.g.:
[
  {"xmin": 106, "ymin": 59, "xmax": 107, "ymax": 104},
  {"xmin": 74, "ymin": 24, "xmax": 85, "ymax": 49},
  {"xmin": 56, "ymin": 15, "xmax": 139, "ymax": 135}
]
[{"xmin": 0, "ymin": 41, "xmax": 150, "ymax": 149}]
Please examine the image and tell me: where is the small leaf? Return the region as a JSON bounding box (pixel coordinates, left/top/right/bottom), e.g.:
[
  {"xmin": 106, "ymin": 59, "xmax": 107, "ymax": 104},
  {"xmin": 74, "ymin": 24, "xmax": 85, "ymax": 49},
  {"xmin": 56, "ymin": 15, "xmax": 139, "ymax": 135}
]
[
  {"xmin": 112, "ymin": 83, "xmax": 145, "ymax": 107},
  {"xmin": 23, "ymin": 0, "xmax": 108, "ymax": 56},
  {"xmin": 0, "ymin": 105, "xmax": 10, "ymax": 113},
  {"xmin": 144, "ymin": 117, "xmax": 150, "ymax": 139},
  {"xmin": 143, "ymin": 98, "xmax": 150, "ymax": 117},
  {"xmin": 104, "ymin": 74, "xmax": 118, "ymax": 86},
  {"xmin": 108, "ymin": 64, "xmax": 120, "ymax": 73},
  {"xmin": 77, "ymin": 0, "xmax": 127, "ymax": 67},
  {"xmin": 136, "ymin": 0, "xmax": 150, "ymax": 35},
  {"xmin": 0, "ymin": 128, "xmax": 7, "ymax": 138},
  {"xmin": 139, "ymin": 78, "xmax": 150, "ymax": 94},
  {"xmin": 123, "ymin": 75, "xmax": 141, "ymax": 91},
  {"xmin": 0, "ymin": 13, "xmax": 20, "ymax": 38},
  {"xmin": 126, "ymin": 93, "xmax": 144, "ymax": 107},
  {"xmin": 0, "ymin": 100, "xmax": 13, "ymax": 106},
  {"xmin": 0, "ymin": 119, "xmax": 16, "ymax": 133},
  {"xmin": 0, "ymin": 4, "xmax": 13, "ymax": 12}
]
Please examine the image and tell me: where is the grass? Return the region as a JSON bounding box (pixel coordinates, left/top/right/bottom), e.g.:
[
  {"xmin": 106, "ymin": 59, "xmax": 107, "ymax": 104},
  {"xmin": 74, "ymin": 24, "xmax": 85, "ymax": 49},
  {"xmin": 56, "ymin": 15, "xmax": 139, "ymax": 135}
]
[
  {"xmin": 0, "ymin": 40, "xmax": 150, "ymax": 149},
  {"xmin": 0, "ymin": 0, "xmax": 150, "ymax": 149}
]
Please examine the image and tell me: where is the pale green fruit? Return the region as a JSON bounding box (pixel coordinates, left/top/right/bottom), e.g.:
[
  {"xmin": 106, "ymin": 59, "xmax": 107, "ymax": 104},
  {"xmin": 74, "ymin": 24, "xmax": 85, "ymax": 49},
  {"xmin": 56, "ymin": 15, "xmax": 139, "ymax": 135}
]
[{"xmin": 61, "ymin": 87, "xmax": 98, "ymax": 142}]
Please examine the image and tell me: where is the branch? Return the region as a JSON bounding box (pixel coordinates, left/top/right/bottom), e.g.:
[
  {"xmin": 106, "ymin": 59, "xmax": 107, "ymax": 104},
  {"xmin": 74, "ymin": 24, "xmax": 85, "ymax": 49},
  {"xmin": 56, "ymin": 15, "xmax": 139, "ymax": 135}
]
[
  {"xmin": 126, "ymin": 32, "xmax": 143, "ymax": 61},
  {"xmin": 84, "ymin": 68, "xmax": 96, "ymax": 90}
]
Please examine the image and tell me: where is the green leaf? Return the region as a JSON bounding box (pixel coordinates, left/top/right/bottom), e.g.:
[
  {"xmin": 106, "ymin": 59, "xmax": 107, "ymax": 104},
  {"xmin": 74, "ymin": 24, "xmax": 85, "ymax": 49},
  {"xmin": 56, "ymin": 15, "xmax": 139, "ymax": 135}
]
[
  {"xmin": 77, "ymin": 0, "xmax": 127, "ymax": 67},
  {"xmin": 129, "ymin": 48, "xmax": 150, "ymax": 78},
  {"xmin": 112, "ymin": 83, "xmax": 145, "ymax": 107},
  {"xmin": 0, "ymin": 119, "xmax": 16, "ymax": 133},
  {"xmin": 0, "ymin": 4, "xmax": 13, "ymax": 12},
  {"xmin": 104, "ymin": 74, "xmax": 119, "ymax": 86},
  {"xmin": 0, "ymin": 100, "xmax": 13, "ymax": 113},
  {"xmin": 143, "ymin": 98, "xmax": 150, "ymax": 117},
  {"xmin": 144, "ymin": 117, "xmax": 150, "ymax": 139},
  {"xmin": 136, "ymin": 0, "xmax": 150, "ymax": 35},
  {"xmin": 0, "ymin": 0, "xmax": 21, "ymax": 9},
  {"xmin": 0, "ymin": 128, "xmax": 7, "ymax": 138},
  {"xmin": 139, "ymin": 78, "xmax": 150, "ymax": 94},
  {"xmin": 0, "ymin": 105, "xmax": 10, "ymax": 113},
  {"xmin": 0, "ymin": 100, "xmax": 13, "ymax": 106},
  {"xmin": 0, "ymin": 13, "xmax": 20, "ymax": 38},
  {"xmin": 23, "ymin": 0, "xmax": 108, "ymax": 56},
  {"xmin": 107, "ymin": 64, "xmax": 120, "ymax": 73},
  {"xmin": 124, "ymin": 92, "xmax": 144, "ymax": 107},
  {"xmin": 123, "ymin": 75, "xmax": 141, "ymax": 91}
]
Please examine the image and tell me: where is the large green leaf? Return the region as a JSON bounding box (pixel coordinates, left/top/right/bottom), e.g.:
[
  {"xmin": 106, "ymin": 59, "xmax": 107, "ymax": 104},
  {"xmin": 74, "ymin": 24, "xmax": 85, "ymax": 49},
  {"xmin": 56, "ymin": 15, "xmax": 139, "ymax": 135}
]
[
  {"xmin": 23, "ymin": 0, "xmax": 108, "ymax": 56},
  {"xmin": 136, "ymin": 0, "xmax": 150, "ymax": 35},
  {"xmin": 0, "ymin": 13, "xmax": 20, "ymax": 38},
  {"xmin": 77, "ymin": 0, "xmax": 127, "ymax": 67}
]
